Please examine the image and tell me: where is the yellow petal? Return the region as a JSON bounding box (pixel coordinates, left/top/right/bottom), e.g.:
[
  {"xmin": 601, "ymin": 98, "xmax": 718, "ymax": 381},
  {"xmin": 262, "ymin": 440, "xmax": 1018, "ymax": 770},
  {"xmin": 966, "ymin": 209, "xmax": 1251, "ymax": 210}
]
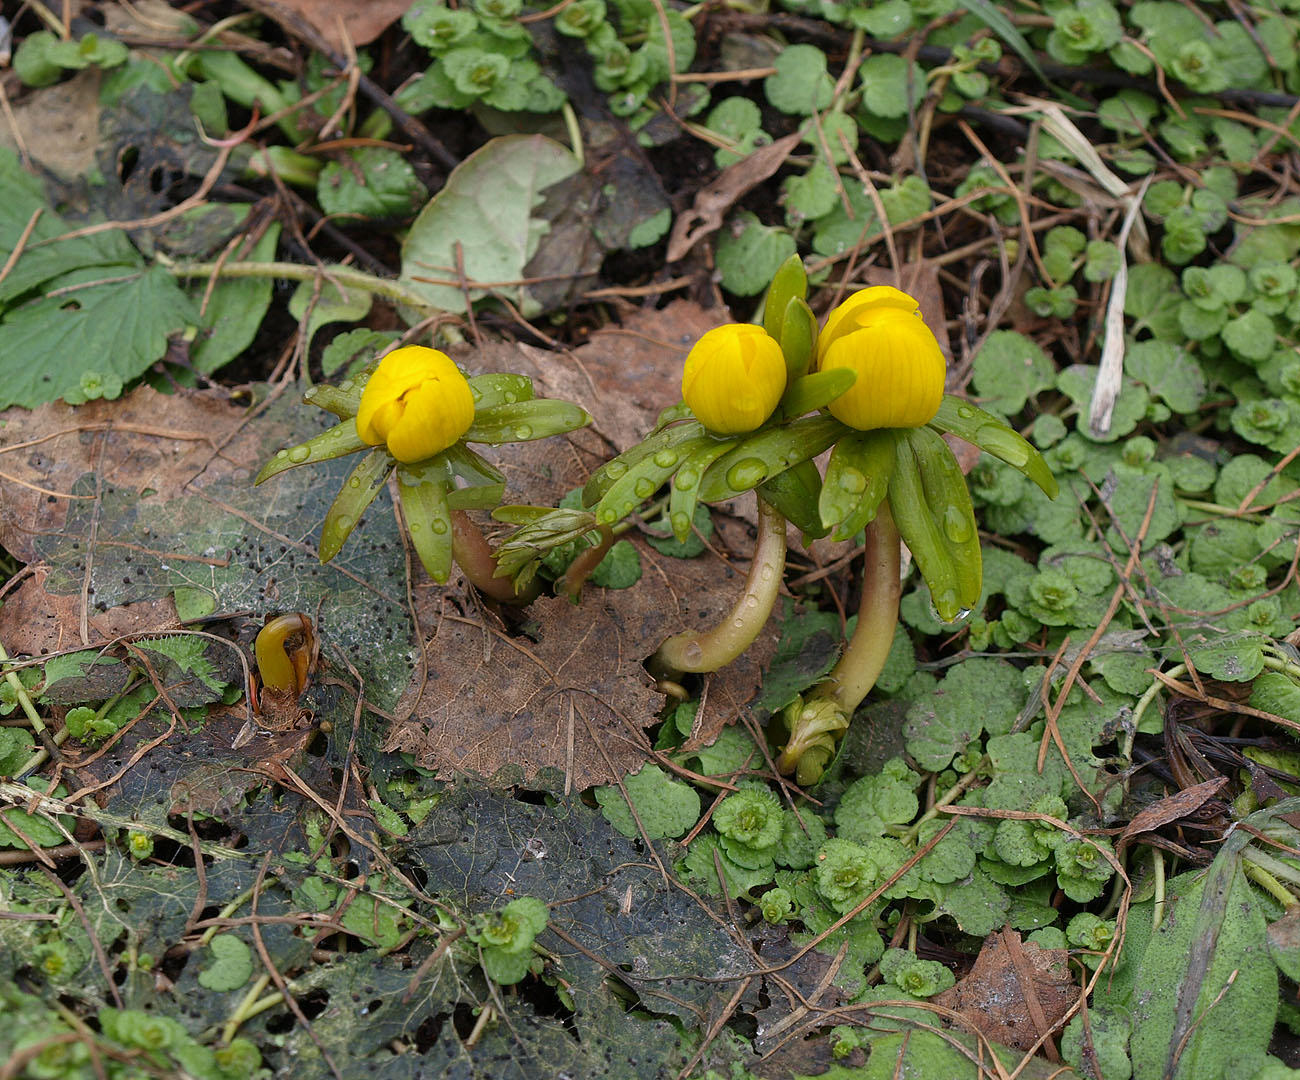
[
  {"xmin": 819, "ymin": 308, "xmax": 945, "ymax": 431},
  {"xmin": 355, "ymin": 346, "xmax": 476, "ymax": 461},
  {"xmin": 818, "ymin": 286, "xmax": 921, "ymax": 364},
  {"xmin": 682, "ymin": 324, "xmax": 787, "ymax": 434},
  {"xmin": 385, "ymin": 372, "xmax": 476, "ymax": 463}
]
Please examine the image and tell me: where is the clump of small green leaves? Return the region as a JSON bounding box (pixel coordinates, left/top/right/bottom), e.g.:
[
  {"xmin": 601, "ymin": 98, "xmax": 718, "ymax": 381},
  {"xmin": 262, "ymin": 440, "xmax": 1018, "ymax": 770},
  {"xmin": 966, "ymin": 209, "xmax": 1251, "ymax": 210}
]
[
  {"xmin": 878, "ymin": 947, "xmax": 956, "ymax": 998},
  {"xmin": 466, "ymin": 896, "xmax": 549, "ymax": 985},
  {"xmin": 13, "ymin": 30, "xmax": 128, "ymax": 87},
  {"xmin": 402, "ymin": 0, "xmax": 696, "ymax": 121}
]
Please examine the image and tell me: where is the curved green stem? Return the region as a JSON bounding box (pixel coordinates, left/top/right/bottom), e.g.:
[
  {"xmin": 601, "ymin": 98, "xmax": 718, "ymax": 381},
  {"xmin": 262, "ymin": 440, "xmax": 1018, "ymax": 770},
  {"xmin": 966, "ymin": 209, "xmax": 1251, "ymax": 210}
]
[
  {"xmin": 165, "ymin": 259, "xmax": 436, "ymax": 312},
  {"xmin": 0, "ymin": 644, "xmax": 45, "ymax": 734},
  {"xmin": 1242, "ymin": 845, "xmax": 1300, "ymax": 899},
  {"xmin": 451, "ymin": 511, "xmax": 540, "ymax": 605},
  {"xmin": 776, "ymin": 502, "xmax": 902, "ymax": 781},
  {"xmin": 253, "ymin": 613, "xmax": 312, "ymax": 697},
  {"xmin": 822, "ymin": 501, "xmax": 903, "ymax": 714},
  {"xmin": 243, "ymin": 145, "xmax": 321, "ymax": 189},
  {"xmin": 653, "ymin": 496, "xmax": 787, "ymax": 675}
]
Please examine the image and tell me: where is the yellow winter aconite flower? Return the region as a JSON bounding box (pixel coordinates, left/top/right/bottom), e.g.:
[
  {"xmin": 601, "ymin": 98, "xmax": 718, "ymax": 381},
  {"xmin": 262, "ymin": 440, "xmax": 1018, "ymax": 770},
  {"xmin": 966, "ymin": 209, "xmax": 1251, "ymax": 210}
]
[
  {"xmin": 356, "ymin": 346, "xmax": 476, "ymax": 463},
  {"xmin": 681, "ymin": 324, "xmax": 788, "ymax": 434},
  {"xmin": 816, "ymin": 286, "xmax": 946, "ymax": 431}
]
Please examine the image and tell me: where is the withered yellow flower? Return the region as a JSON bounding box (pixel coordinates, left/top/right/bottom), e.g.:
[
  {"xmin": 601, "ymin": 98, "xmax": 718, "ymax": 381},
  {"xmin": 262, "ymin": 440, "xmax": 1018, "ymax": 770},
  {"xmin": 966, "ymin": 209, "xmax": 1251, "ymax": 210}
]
[
  {"xmin": 681, "ymin": 324, "xmax": 787, "ymax": 435},
  {"xmin": 816, "ymin": 286, "xmax": 946, "ymax": 431},
  {"xmin": 356, "ymin": 346, "xmax": 475, "ymax": 463}
]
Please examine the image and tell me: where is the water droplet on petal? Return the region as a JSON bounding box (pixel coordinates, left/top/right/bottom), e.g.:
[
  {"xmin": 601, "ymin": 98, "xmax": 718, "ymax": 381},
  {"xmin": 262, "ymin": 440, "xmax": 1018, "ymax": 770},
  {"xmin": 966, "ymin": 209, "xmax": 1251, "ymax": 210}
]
[
  {"xmin": 957, "ymin": 405, "xmax": 976, "ymax": 420},
  {"xmin": 471, "ymin": 387, "xmax": 483, "ymax": 402},
  {"xmin": 348, "ymin": 476, "xmax": 361, "ymax": 489},
  {"xmin": 653, "ymin": 449, "xmax": 678, "ymax": 468},
  {"xmin": 633, "ymin": 477, "xmax": 657, "ymax": 498},
  {"xmin": 605, "ymin": 462, "xmax": 628, "ymax": 480},
  {"xmin": 675, "ymin": 468, "xmax": 698, "ymax": 490},
  {"xmin": 838, "ymin": 468, "xmax": 866, "ymax": 494},
  {"xmin": 977, "ymin": 425, "xmax": 1030, "ymax": 467},
  {"xmin": 288, "ymin": 446, "xmax": 311, "ymax": 463},
  {"xmin": 504, "ymin": 392, "xmax": 518, "ymax": 404},
  {"xmin": 743, "ymin": 593, "xmax": 759, "ymax": 608},
  {"xmin": 725, "ymin": 457, "xmax": 768, "ymax": 490},
  {"xmin": 513, "ymin": 425, "xmax": 533, "ymax": 440},
  {"xmin": 275, "ymin": 449, "xmax": 289, "ymax": 460},
  {"xmin": 338, "ymin": 380, "xmax": 354, "ymax": 393},
  {"xmin": 942, "ymin": 505, "xmax": 973, "ymax": 543},
  {"xmin": 933, "ymin": 590, "xmax": 961, "ymax": 620},
  {"xmin": 759, "ymin": 565, "xmax": 775, "ymax": 582},
  {"xmin": 334, "ymin": 515, "xmax": 353, "ymax": 534},
  {"xmin": 431, "ymin": 519, "xmax": 449, "ymax": 535}
]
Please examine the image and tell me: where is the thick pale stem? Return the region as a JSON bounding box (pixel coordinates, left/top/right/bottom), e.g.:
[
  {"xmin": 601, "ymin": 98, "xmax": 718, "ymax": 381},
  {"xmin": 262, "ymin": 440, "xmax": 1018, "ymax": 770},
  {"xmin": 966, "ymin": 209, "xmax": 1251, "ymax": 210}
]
[
  {"xmin": 167, "ymin": 259, "xmax": 435, "ymax": 312},
  {"xmin": 820, "ymin": 500, "xmax": 903, "ymax": 715},
  {"xmin": 653, "ymin": 496, "xmax": 787, "ymax": 675},
  {"xmin": 450, "ymin": 511, "xmax": 539, "ymax": 605},
  {"xmin": 775, "ymin": 502, "xmax": 902, "ymax": 779}
]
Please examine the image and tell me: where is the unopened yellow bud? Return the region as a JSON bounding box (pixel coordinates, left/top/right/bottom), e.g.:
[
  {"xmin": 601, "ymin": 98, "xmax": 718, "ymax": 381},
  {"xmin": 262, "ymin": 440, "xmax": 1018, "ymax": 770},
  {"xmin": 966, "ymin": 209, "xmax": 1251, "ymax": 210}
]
[
  {"xmin": 816, "ymin": 286, "xmax": 946, "ymax": 431},
  {"xmin": 356, "ymin": 346, "xmax": 475, "ymax": 463},
  {"xmin": 681, "ymin": 324, "xmax": 787, "ymax": 434}
]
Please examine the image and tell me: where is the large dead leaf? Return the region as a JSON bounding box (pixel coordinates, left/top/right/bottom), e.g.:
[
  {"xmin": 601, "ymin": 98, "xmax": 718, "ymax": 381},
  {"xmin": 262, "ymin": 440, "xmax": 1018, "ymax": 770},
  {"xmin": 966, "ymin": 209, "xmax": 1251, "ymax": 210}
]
[
  {"xmin": 932, "ymin": 929, "xmax": 1076, "ymax": 1054},
  {"xmin": 0, "ymin": 69, "xmax": 101, "ymax": 181},
  {"xmin": 0, "ymin": 300, "xmax": 779, "ymax": 785},
  {"xmin": 386, "ymin": 516, "xmax": 780, "ymax": 784},
  {"xmin": 248, "ymin": 0, "xmax": 410, "ymax": 51}
]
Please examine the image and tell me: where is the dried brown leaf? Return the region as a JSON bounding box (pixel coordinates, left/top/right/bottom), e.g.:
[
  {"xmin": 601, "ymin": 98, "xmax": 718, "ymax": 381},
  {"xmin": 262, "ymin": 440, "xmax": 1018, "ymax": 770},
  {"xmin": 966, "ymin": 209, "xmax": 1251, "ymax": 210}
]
[
  {"xmin": 0, "ymin": 69, "xmax": 101, "ymax": 181},
  {"xmin": 386, "ymin": 511, "xmax": 779, "ymax": 786},
  {"xmin": 1118, "ymin": 777, "xmax": 1228, "ymax": 848},
  {"xmin": 667, "ymin": 132, "xmax": 803, "ymax": 263},
  {"xmin": 246, "ymin": 0, "xmax": 410, "ymax": 51},
  {"xmin": 932, "ymin": 929, "xmax": 1076, "ymax": 1053}
]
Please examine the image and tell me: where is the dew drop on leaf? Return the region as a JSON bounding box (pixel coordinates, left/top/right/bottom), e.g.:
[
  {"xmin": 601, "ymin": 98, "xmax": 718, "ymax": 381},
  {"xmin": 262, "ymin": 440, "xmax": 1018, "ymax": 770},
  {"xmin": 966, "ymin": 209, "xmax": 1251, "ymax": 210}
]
[
  {"xmin": 838, "ymin": 468, "xmax": 866, "ymax": 494},
  {"xmin": 726, "ymin": 457, "xmax": 768, "ymax": 490},
  {"xmin": 942, "ymin": 505, "xmax": 974, "ymax": 543},
  {"xmin": 976, "ymin": 425, "xmax": 1030, "ymax": 466}
]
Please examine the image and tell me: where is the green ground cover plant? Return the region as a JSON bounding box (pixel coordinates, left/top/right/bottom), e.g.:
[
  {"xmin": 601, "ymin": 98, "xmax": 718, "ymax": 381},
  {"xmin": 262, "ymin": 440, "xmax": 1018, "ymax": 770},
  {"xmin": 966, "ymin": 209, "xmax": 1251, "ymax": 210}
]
[{"xmin": 3, "ymin": 0, "xmax": 1300, "ymax": 1077}]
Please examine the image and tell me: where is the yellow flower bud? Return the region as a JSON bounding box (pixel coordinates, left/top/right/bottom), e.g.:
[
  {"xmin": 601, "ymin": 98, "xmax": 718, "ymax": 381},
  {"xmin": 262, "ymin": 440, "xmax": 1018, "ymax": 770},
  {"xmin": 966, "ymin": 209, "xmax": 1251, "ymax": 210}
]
[
  {"xmin": 356, "ymin": 346, "xmax": 476, "ymax": 463},
  {"xmin": 681, "ymin": 324, "xmax": 788, "ymax": 434},
  {"xmin": 816, "ymin": 286, "xmax": 946, "ymax": 431}
]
